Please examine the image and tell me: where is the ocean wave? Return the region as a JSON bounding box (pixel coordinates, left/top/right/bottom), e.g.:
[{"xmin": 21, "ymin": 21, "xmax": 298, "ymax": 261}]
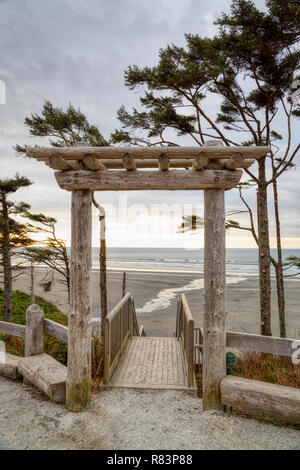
[{"xmin": 135, "ymin": 276, "xmax": 247, "ymax": 314}]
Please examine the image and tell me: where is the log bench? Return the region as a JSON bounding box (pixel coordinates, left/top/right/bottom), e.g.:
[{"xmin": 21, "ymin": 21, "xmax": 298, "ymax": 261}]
[
  {"xmin": 0, "ymin": 353, "xmax": 22, "ymax": 380},
  {"xmin": 221, "ymin": 376, "xmax": 300, "ymax": 421},
  {"xmin": 18, "ymin": 353, "xmax": 67, "ymax": 403}
]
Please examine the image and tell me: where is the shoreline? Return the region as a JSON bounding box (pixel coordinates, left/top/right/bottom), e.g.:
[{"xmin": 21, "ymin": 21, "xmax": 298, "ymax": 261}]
[{"xmin": 11, "ymin": 268, "xmax": 300, "ymax": 339}]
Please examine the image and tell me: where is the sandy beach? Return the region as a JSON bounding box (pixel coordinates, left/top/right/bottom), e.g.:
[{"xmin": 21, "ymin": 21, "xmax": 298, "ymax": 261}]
[{"xmin": 13, "ymin": 268, "xmax": 300, "ymax": 339}]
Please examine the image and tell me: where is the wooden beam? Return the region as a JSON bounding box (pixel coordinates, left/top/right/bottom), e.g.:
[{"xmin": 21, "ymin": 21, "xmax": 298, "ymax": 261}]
[
  {"xmin": 158, "ymin": 153, "xmax": 170, "ymax": 171},
  {"xmin": 26, "ymin": 145, "xmax": 271, "ymax": 161},
  {"xmin": 0, "ymin": 321, "xmax": 26, "ymax": 338},
  {"xmin": 83, "ymin": 154, "xmax": 106, "ymax": 170},
  {"xmin": 49, "ymin": 155, "xmax": 75, "ymax": 170},
  {"xmin": 203, "ymin": 188, "xmax": 226, "ymax": 411},
  {"xmin": 122, "ymin": 152, "xmax": 136, "ymax": 171},
  {"xmin": 220, "ymin": 158, "xmax": 255, "ymax": 169},
  {"xmin": 192, "ymin": 153, "xmax": 209, "ymax": 170},
  {"xmin": 221, "ymin": 376, "xmax": 300, "ymax": 421},
  {"xmin": 67, "ymin": 189, "xmax": 92, "ymax": 412},
  {"xmin": 44, "ymin": 318, "xmax": 68, "ymax": 343},
  {"xmin": 55, "ymin": 169, "xmax": 243, "ymax": 191},
  {"xmin": 223, "ymin": 152, "xmax": 244, "ymax": 170},
  {"xmin": 226, "ymin": 330, "xmax": 295, "ymax": 356}
]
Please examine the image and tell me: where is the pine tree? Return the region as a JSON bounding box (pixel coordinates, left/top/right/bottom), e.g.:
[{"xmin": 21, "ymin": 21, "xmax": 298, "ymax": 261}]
[
  {"xmin": 112, "ymin": 0, "xmax": 300, "ymax": 336},
  {"xmin": 0, "ymin": 175, "xmax": 33, "ymax": 321}
]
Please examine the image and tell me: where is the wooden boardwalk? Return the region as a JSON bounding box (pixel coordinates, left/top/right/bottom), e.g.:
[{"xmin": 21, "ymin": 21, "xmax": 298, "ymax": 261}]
[{"xmin": 107, "ymin": 337, "xmax": 195, "ymax": 391}]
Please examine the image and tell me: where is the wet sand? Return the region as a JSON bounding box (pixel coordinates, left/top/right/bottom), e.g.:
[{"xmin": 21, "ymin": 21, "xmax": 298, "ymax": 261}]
[{"xmin": 13, "ymin": 268, "xmax": 300, "ymax": 339}]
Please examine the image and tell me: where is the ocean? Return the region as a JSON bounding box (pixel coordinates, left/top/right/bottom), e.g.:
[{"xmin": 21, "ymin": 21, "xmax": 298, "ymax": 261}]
[{"xmin": 91, "ymin": 247, "xmax": 300, "ymax": 279}]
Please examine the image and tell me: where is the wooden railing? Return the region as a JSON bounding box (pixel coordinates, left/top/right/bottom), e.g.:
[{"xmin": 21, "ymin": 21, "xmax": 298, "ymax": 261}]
[
  {"xmin": 103, "ymin": 292, "xmax": 144, "ymax": 383},
  {"xmin": 177, "ymin": 294, "xmax": 194, "ymax": 387},
  {"xmin": 197, "ymin": 327, "xmax": 297, "ymax": 358}
]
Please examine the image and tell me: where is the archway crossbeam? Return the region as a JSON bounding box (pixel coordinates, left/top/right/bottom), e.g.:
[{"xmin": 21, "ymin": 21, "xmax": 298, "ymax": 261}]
[{"xmin": 26, "ymin": 145, "xmax": 269, "ymax": 191}]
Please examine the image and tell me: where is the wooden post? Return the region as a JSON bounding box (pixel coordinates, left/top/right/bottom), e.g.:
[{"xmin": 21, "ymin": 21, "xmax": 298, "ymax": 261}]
[
  {"xmin": 203, "ymin": 188, "xmax": 226, "ymax": 410},
  {"xmin": 202, "ymin": 140, "xmax": 227, "ymax": 410},
  {"xmin": 24, "ymin": 303, "xmax": 44, "ymax": 385},
  {"xmin": 66, "ymin": 189, "xmax": 92, "ymax": 412},
  {"xmin": 122, "ymin": 272, "xmax": 126, "ymax": 298},
  {"xmin": 25, "ymin": 303, "xmax": 44, "ymax": 357}
]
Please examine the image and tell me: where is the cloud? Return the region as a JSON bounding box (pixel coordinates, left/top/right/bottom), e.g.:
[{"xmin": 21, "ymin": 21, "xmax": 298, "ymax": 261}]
[{"xmin": 0, "ymin": 0, "xmax": 298, "ymax": 247}]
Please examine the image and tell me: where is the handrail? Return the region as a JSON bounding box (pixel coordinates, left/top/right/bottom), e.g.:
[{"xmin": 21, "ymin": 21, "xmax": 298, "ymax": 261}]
[
  {"xmin": 103, "ymin": 292, "xmax": 133, "ymax": 383},
  {"xmin": 178, "ymin": 294, "xmax": 194, "ymax": 387}
]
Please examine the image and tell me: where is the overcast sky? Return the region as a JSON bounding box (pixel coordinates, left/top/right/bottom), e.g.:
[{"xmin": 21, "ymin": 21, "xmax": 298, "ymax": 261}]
[{"xmin": 0, "ymin": 0, "xmax": 299, "ymax": 248}]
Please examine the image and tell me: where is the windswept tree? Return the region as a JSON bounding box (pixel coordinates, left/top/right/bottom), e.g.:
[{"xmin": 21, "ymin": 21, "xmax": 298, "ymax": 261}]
[
  {"xmin": 23, "ymin": 213, "xmax": 70, "ymax": 302},
  {"xmin": 17, "ymin": 101, "xmax": 110, "ymax": 319},
  {"xmin": 112, "ymin": 0, "xmax": 300, "ymax": 336},
  {"xmin": 16, "ymin": 101, "xmax": 109, "ymax": 151},
  {"xmin": 0, "ymin": 175, "xmax": 33, "ymax": 321}
]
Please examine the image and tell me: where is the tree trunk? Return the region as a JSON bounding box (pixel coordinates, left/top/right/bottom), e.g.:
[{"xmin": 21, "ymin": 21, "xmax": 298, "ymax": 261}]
[
  {"xmin": 99, "ymin": 214, "xmax": 107, "ymax": 342},
  {"xmin": 257, "ymin": 159, "xmax": 272, "ymax": 336},
  {"xmin": 272, "ymin": 177, "xmax": 286, "ymax": 338},
  {"xmin": 30, "ymin": 262, "xmax": 34, "ymax": 304},
  {"xmin": 1, "ymin": 192, "xmax": 12, "ymax": 322}
]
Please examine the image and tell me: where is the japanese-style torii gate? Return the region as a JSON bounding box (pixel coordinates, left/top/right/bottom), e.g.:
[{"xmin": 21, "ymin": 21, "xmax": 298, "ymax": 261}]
[{"xmin": 26, "ymin": 141, "xmax": 270, "ymax": 412}]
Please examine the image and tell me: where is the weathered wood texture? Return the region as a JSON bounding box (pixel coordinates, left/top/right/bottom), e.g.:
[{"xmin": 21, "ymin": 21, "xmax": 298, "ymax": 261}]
[
  {"xmin": 226, "ymin": 331, "xmax": 296, "ymax": 356},
  {"xmin": 55, "ymin": 169, "xmax": 243, "ymax": 191},
  {"xmin": 67, "ymin": 189, "xmax": 92, "ymax": 411},
  {"xmin": 83, "ymin": 154, "xmax": 106, "ymax": 170},
  {"xmin": 221, "ymin": 376, "xmax": 300, "ymax": 421},
  {"xmin": 44, "ymin": 318, "xmax": 68, "ymax": 343},
  {"xmin": 179, "ymin": 294, "xmax": 195, "ymax": 387},
  {"xmin": 27, "ymin": 145, "xmax": 270, "ymax": 160},
  {"xmin": 108, "ymin": 337, "xmax": 196, "ymax": 391},
  {"xmin": 18, "ymin": 353, "xmax": 67, "ymax": 403},
  {"xmin": 0, "ymin": 321, "xmax": 26, "ymax": 338},
  {"xmin": 25, "ymin": 304, "xmax": 44, "ymax": 357},
  {"xmin": 203, "ymin": 188, "xmax": 226, "ymax": 411},
  {"xmin": 123, "ymin": 153, "xmax": 136, "ymax": 170},
  {"xmin": 0, "ymin": 353, "xmax": 22, "ymax": 380},
  {"xmin": 103, "ymin": 293, "xmax": 131, "ymax": 384}
]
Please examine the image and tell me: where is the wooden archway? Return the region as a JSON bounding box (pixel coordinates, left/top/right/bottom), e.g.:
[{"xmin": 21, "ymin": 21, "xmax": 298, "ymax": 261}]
[{"xmin": 26, "ymin": 141, "xmax": 270, "ymax": 411}]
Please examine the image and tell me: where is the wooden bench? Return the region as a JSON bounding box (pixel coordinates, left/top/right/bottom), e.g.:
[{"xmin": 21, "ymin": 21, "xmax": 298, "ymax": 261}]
[
  {"xmin": 221, "ymin": 376, "xmax": 300, "ymax": 421},
  {"xmin": 0, "ymin": 353, "xmax": 22, "ymax": 380},
  {"xmin": 18, "ymin": 353, "xmax": 67, "ymax": 403}
]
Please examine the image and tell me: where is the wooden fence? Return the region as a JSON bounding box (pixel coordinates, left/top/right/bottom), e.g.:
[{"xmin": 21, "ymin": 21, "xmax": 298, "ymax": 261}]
[
  {"xmin": 103, "ymin": 293, "xmax": 142, "ymax": 383},
  {"xmin": 177, "ymin": 294, "xmax": 194, "ymax": 387},
  {"xmin": 195, "ymin": 327, "xmax": 297, "ymax": 358}
]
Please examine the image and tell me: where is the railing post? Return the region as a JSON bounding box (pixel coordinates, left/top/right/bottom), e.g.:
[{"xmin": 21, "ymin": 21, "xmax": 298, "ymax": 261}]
[
  {"xmin": 176, "ymin": 295, "xmax": 181, "ymax": 339},
  {"xmin": 24, "ymin": 304, "xmax": 44, "ymax": 386},
  {"xmin": 25, "ymin": 304, "xmax": 44, "ymax": 357},
  {"xmin": 103, "ymin": 319, "xmax": 110, "ymax": 384},
  {"xmin": 187, "ymin": 318, "xmax": 194, "ymax": 387}
]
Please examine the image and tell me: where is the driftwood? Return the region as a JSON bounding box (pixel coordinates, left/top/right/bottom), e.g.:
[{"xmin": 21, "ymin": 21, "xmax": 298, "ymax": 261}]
[
  {"xmin": 55, "ymin": 169, "xmax": 243, "ymax": 191},
  {"xmin": 0, "ymin": 321, "xmax": 26, "ymax": 338},
  {"xmin": 67, "ymin": 189, "xmax": 93, "ymax": 411},
  {"xmin": 26, "ymin": 145, "xmax": 271, "ymax": 160},
  {"xmin": 221, "ymin": 376, "xmax": 300, "ymax": 421},
  {"xmin": 18, "ymin": 353, "xmax": 67, "ymax": 403},
  {"xmin": 0, "ymin": 353, "xmax": 22, "ymax": 380}
]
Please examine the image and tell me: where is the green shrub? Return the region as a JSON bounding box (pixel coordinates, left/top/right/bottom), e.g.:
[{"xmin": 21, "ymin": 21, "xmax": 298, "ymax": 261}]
[{"xmin": 0, "ymin": 288, "xmax": 68, "ymax": 365}]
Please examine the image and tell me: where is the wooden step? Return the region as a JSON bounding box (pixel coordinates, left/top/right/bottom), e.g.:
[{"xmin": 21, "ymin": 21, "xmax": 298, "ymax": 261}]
[
  {"xmin": 0, "ymin": 353, "xmax": 22, "ymax": 380},
  {"xmin": 18, "ymin": 353, "xmax": 67, "ymax": 403}
]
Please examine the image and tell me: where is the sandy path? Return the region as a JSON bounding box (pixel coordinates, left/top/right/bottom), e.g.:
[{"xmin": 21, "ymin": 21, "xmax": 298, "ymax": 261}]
[{"xmin": 0, "ymin": 377, "xmax": 299, "ymax": 450}]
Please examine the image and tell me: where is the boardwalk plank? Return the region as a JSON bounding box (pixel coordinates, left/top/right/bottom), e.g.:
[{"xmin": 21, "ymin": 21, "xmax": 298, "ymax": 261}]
[{"xmin": 108, "ymin": 337, "xmax": 195, "ymax": 391}]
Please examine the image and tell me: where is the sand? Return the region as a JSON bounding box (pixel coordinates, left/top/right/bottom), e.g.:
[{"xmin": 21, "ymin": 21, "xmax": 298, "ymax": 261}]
[
  {"xmin": 13, "ymin": 268, "xmax": 300, "ymax": 339},
  {"xmin": 0, "ymin": 377, "xmax": 299, "ymax": 450}
]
